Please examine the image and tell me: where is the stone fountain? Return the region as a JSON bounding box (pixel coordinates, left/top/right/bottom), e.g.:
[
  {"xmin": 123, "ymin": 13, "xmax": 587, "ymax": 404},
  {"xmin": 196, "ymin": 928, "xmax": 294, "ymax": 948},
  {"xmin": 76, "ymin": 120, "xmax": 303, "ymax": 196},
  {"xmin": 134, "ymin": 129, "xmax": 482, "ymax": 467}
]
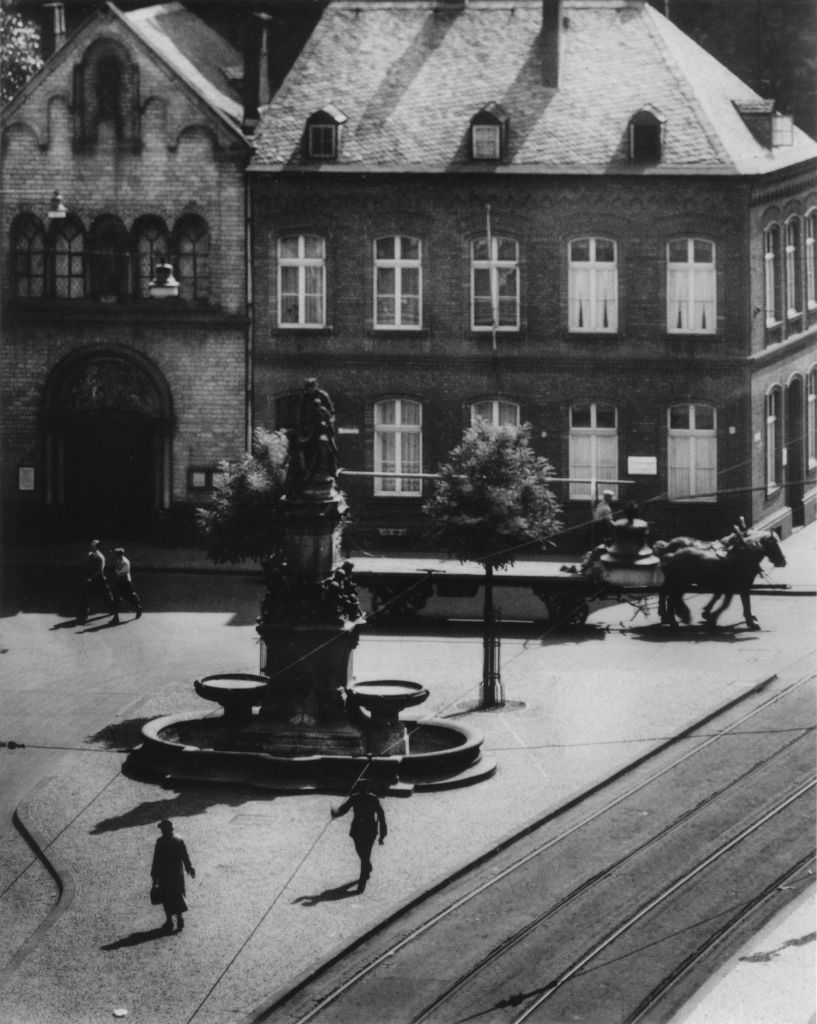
[{"xmin": 129, "ymin": 379, "xmax": 495, "ymax": 792}]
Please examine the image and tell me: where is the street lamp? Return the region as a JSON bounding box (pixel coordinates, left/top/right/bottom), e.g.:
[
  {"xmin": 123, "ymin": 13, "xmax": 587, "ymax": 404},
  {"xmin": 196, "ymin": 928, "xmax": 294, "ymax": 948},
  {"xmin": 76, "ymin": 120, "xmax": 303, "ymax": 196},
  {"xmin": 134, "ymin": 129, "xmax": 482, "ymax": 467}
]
[{"xmin": 47, "ymin": 190, "xmax": 67, "ymax": 220}]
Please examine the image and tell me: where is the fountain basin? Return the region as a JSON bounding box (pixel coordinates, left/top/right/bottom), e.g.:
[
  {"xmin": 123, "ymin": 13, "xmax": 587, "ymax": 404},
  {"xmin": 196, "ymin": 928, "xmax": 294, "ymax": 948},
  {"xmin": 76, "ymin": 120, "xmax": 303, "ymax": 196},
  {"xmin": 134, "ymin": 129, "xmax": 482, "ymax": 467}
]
[
  {"xmin": 194, "ymin": 673, "xmax": 270, "ymax": 725},
  {"xmin": 127, "ymin": 709, "xmax": 495, "ymax": 792},
  {"xmin": 347, "ymin": 680, "xmax": 429, "ymax": 723}
]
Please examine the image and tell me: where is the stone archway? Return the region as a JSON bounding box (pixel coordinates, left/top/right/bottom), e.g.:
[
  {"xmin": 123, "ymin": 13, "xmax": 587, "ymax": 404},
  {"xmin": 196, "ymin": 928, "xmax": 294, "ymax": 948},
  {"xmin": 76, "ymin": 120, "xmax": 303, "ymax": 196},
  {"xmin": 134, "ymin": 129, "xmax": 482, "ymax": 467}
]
[{"xmin": 44, "ymin": 349, "xmax": 172, "ymax": 539}]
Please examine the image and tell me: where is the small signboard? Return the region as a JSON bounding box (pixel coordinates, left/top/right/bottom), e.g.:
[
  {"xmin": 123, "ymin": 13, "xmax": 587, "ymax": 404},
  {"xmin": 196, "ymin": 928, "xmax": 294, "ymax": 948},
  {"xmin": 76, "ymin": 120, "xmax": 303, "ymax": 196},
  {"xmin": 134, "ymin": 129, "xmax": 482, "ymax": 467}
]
[
  {"xmin": 18, "ymin": 466, "xmax": 35, "ymax": 491},
  {"xmin": 337, "ymin": 427, "xmax": 360, "ymax": 435},
  {"xmin": 627, "ymin": 456, "xmax": 657, "ymax": 475}
]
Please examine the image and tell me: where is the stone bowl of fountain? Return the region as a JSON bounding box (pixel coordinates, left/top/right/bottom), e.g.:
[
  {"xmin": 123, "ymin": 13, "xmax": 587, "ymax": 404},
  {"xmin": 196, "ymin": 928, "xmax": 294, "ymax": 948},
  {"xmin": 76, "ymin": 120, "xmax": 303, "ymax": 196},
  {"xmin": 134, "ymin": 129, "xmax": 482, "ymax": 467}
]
[
  {"xmin": 194, "ymin": 673, "xmax": 269, "ymax": 726},
  {"xmin": 346, "ymin": 680, "xmax": 430, "ymax": 725}
]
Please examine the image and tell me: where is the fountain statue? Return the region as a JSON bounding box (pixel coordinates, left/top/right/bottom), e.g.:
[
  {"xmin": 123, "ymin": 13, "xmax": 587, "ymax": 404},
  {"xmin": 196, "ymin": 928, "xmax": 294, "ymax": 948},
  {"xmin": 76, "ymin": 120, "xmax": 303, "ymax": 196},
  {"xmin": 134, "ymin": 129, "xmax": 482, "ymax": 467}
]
[{"xmin": 129, "ymin": 380, "xmax": 495, "ymax": 792}]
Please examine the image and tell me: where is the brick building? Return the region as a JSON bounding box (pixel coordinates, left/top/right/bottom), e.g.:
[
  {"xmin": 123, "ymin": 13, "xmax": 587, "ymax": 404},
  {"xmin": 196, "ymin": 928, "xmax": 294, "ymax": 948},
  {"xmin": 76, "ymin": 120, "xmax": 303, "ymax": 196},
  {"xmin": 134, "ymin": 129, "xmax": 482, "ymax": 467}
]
[
  {"xmin": 0, "ymin": 1, "xmax": 251, "ymax": 540},
  {"xmin": 248, "ymin": 0, "xmax": 817, "ymax": 550}
]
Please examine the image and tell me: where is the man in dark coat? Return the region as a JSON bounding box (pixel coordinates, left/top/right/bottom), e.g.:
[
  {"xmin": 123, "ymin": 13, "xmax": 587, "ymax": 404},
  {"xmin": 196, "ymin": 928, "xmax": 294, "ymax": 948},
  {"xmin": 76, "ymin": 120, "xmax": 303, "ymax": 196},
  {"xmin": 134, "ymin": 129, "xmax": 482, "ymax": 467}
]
[
  {"xmin": 151, "ymin": 819, "xmax": 195, "ymax": 931},
  {"xmin": 77, "ymin": 539, "xmax": 113, "ymax": 623},
  {"xmin": 331, "ymin": 781, "xmax": 387, "ymax": 892}
]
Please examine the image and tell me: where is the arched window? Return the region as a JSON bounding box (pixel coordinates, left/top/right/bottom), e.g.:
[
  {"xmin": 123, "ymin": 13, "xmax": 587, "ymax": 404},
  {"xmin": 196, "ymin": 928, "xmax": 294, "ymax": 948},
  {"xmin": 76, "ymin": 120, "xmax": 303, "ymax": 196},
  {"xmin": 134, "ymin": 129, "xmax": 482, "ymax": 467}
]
[
  {"xmin": 470, "ymin": 104, "xmax": 508, "ymax": 161},
  {"xmin": 51, "ymin": 217, "xmax": 85, "ymax": 299},
  {"xmin": 668, "ymin": 403, "xmax": 717, "ymax": 501},
  {"xmin": 765, "ymin": 387, "xmax": 783, "ymax": 493},
  {"xmin": 374, "ymin": 398, "xmax": 422, "ymax": 496},
  {"xmin": 569, "ymin": 402, "xmax": 618, "ymax": 500},
  {"xmin": 10, "ymin": 214, "xmax": 46, "ymax": 298},
  {"xmin": 88, "ymin": 215, "xmax": 130, "ymax": 301},
  {"xmin": 806, "ymin": 210, "xmax": 817, "ymax": 325},
  {"xmin": 807, "ymin": 366, "xmax": 817, "ymax": 467},
  {"xmin": 470, "ymin": 399, "xmax": 520, "ymax": 427},
  {"xmin": 471, "ymin": 235, "xmax": 519, "ymax": 331},
  {"xmin": 374, "ymin": 236, "xmax": 421, "ymax": 328},
  {"xmin": 764, "ymin": 224, "xmax": 783, "ymax": 338},
  {"xmin": 667, "ymin": 238, "xmax": 716, "ymax": 334},
  {"xmin": 174, "ymin": 215, "xmax": 210, "ymax": 304},
  {"xmin": 785, "ymin": 217, "xmax": 802, "ymax": 324},
  {"xmin": 278, "ymin": 234, "xmax": 325, "ymax": 326},
  {"xmin": 629, "ymin": 107, "xmax": 665, "ymax": 162},
  {"xmin": 73, "ymin": 38, "xmax": 140, "ymax": 149},
  {"xmin": 569, "ymin": 237, "xmax": 618, "ymax": 332},
  {"xmin": 133, "ymin": 216, "xmax": 170, "ymax": 298}
]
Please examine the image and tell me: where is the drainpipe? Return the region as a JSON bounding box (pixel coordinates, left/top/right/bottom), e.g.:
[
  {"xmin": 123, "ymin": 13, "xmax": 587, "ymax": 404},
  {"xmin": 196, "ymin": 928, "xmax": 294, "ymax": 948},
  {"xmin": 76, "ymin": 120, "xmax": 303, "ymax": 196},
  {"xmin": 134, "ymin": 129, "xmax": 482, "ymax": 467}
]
[{"xmin": 245, "ymin": 170, "xmax": 254, "ymax": 453}]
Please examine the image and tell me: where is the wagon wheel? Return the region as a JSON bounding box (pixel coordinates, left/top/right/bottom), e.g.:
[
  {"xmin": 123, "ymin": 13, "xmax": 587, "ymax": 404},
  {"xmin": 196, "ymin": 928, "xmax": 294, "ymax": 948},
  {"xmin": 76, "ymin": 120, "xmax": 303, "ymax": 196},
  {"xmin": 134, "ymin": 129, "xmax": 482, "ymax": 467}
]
[
  {"xmin": 369, "ymin": 582, "xmax": 428, "ymax": 619},
  {"xmin": 545, "ymin": 591, "xmax": 590, "ymax": 628}
]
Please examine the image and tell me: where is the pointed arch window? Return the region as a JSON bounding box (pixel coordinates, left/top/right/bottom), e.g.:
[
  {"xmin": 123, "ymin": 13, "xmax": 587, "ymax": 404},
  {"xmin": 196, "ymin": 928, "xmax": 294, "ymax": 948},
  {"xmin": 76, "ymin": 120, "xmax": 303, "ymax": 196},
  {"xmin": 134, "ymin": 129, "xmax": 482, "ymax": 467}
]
[
  {"xmin": 764, "ymin": 224, "xmax": 783, "ymax": 335},
  {"xmin": 11, "ymin": 214, "xmax": 46, "ymax": 298},
  {"xmin": 806, "ymin": 211, "xmax": 817, "ymax": 326},
  {"xmin": 134, "ymin": 216, "xmax": 171, "ymax": 299},
  {"xmin": 765, "ymin": 387, "xmax": 783, "ymax": 492},
  {"xmin": 807, "ymin": 367, "xmax": 817, "ymax": 468},
  {"xmin": 51, "ymin": 217, "xmax": 85, "ymax": 299},
  {"xmin": 785, "ymin": 217, "xmax": 802, "ymax": 323},
  {"xmin": 174, "ymin": 215, "xmax": 210, "ymax": 304},
  {"xmin": 88, "ymin": 215, "xmax": 130, "ymax": 301}
]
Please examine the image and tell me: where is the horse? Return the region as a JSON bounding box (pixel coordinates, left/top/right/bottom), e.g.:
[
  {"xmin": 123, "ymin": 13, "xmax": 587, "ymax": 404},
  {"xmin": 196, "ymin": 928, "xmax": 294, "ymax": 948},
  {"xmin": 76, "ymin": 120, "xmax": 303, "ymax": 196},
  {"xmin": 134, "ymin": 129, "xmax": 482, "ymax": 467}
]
[{"xmin": 657, "ymin": 530, "xmax": 786, "ymax": 630}]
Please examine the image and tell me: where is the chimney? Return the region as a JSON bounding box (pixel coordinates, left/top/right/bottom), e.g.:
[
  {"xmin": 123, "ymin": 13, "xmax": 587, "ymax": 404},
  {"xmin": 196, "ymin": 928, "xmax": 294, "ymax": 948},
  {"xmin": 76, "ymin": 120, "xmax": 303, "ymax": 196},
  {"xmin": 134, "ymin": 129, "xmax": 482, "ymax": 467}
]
[
  {"xmin": 43, "ymin": 2, "xmax": 66, "ymax": 57},
  {"xmin": 541, "ymin": 0, "xmax": 563, "ymax": 88},
  {"xmin": 242, "ymin": 12, "xmax": 272, "ymax": 134}
]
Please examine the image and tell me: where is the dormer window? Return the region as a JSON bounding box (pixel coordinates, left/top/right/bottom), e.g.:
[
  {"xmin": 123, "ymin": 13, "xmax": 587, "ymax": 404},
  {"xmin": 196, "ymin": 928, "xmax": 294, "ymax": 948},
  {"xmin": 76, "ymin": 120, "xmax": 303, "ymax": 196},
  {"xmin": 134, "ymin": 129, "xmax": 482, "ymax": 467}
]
[
  {"xmin": 306, "ymin": 105, "xmax": 347, "ymax": 160},
  {"xmin": 628, "ymin": 106, "xmax": 665, "ymax": 163},
  {"xmin": 470, "ymin": 103, "xmax": 509, "ymax": 161},
  {"xmin": 735, "ymin": 100, "xmax": 793, "ymax": 148}
]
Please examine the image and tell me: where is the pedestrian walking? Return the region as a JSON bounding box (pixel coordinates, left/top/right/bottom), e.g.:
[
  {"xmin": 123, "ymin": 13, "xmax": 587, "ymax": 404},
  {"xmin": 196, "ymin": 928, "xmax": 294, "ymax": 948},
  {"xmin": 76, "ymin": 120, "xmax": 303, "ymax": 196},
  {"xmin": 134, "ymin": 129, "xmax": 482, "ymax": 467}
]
[
  {"xmin": 331, "ymin": 780, "xmax": 387, "ymax": 892},
  {"xmin": 76, "ymin": 539, "xmax": 113, "ymax": 623},
  {"xmin": 111, "ymin": 546, "xmax": 142, "ymax": 624},
  {"xmin": 591, "ymin": 489, "xmax": 616, "ymax": 546},
  {"xmin": 151, "ymin": 820, "xmax": 196, "ymax": 932}
]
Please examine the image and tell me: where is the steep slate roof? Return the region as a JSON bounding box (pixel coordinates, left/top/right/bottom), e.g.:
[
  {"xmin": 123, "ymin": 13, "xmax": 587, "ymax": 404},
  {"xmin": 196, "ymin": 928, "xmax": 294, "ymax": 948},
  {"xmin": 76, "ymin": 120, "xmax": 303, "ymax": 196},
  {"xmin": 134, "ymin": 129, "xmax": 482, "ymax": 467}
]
[
  {"xmin": 250, "ymin": 0, "xmax": 817, "ymax": 174},
  {"xmin": 121, "ymin": 2, "xmax": 244, "ymax": 127}
]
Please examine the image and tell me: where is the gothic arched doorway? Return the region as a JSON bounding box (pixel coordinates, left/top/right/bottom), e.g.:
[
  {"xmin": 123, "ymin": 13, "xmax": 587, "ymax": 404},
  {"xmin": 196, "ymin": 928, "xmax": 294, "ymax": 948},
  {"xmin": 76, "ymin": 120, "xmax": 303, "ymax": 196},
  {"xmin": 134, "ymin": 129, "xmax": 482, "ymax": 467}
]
[{"xmin": 44, "ymin": 350, "xmax": 172, "ymax": 539}]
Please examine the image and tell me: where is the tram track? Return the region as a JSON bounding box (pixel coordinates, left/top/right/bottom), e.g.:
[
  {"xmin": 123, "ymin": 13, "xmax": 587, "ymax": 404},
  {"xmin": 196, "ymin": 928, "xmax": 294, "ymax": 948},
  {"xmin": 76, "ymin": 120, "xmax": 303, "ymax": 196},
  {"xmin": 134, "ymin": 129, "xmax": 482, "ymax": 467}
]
[{"xmin": 257, "ymin": 670, "xmax": 816, "ymax": 1024}]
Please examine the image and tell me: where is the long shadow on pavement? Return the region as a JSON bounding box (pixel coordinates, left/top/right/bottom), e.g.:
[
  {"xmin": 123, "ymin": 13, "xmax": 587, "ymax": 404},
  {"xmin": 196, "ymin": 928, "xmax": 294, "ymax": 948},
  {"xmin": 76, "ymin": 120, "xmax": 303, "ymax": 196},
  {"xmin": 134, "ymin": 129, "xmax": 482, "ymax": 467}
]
[
  {"xmin": 89, "ymin": 785, "xmax": 271, "ymax": 834},
  {"xmin": 101, "ymin": 926, "xmax": 177, "ymax": 950},
  {"xmin": 292, "ymin": 881, "xmax": 361, "ymax": 906},
  {"xmin": 624, "ymin": 623, "xmax": 759, "ymax": 644}
]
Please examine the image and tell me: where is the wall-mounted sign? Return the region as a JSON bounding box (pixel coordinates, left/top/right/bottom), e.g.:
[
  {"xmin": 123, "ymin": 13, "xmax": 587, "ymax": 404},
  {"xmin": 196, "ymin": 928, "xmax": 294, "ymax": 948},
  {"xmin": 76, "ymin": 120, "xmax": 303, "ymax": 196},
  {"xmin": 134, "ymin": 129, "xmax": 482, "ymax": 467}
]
[
  {"xmin": 18, "ymin": 466, "xmax": 35, "ymax": 491},
  {"xmin": 337, "ymin": 427, "xmax": 360, "ymax": 435},
  {"xmin": 627, "ymin": 456, "xmax": 657, "ymax": 475}
]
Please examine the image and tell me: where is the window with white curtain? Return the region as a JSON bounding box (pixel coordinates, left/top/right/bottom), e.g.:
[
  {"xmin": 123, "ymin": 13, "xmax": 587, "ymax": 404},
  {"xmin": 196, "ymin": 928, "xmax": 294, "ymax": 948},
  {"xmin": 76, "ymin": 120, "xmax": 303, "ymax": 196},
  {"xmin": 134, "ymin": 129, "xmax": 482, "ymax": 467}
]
[
  {"xmin": 568, "ymin": 237, "xmax": 618, "ymax": 332},
  {"xmin": 569, "ymin": 402, "xmax": 618, "ymax": 500},
  {"xmin": 764, "ymin": 225, "xmax": 782, "ymax": 328},
  {"xmin": 278, "ymin": 234, "xmax": 325, "ymax": 327},
  {"xmin": 808, "ymin": 367, "xmax": 817, "ymax": 467},
  {"xmin": 805, "ymin": 211, "xmax": 816, "ymax": 315},
  {"xmin": 667, "ymin": 238, "xmax": 716, "ymax": 333},
  {"xmin": 374, "ymin": 236, "xmax": 421, "ymax": 328},
  {"xmin": 471, "ymin": 236, "xmax": 519, "ymax": 330},
  {"xmin": 765, "ymin": 388, "xmax": 782, "ymax": 492},
  {"xmin": 668, "ymin": 403, "xmax": 717, "ymax": 501},
  {"xmin": 470, "ymin": 399, "xmax": 520, "ymax": 427},
  {"xmin": 785, "ymin": 218, "xmax": 802, "ymax": 320},
  {"xmin": 374, "ymin": 399, "xmax": 422, "ymax": 496}
]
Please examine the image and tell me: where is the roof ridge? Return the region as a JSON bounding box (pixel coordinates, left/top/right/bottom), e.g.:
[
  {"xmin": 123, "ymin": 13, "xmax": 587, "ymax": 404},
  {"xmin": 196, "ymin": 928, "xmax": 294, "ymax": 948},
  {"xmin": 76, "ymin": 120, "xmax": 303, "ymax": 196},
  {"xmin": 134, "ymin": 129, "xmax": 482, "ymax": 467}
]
[{"xmin": 640, "ymin": 4, "xmax": 736, "ymax": 171}]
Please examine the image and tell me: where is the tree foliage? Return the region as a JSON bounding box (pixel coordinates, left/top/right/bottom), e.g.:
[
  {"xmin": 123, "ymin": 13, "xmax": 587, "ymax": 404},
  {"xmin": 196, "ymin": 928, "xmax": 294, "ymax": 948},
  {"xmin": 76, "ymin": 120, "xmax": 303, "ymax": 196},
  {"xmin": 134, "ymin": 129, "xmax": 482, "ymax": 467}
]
[
  {"xmin": 1, "ymin": 3, "xmax": 43, "ymax": 106},
  {"xmin": 424, "ymin": 420, "xmax": 562, "ymax": 571},
  {"xmin": 195, "ymin": 428, "xmax": 289, "ymax": 566}
]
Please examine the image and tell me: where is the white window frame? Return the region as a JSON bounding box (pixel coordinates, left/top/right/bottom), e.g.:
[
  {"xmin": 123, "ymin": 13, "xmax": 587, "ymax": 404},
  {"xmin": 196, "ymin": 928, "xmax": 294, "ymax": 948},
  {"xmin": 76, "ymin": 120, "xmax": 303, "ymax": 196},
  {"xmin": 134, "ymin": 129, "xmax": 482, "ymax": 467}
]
[
  {"xmin": 470, "ymin": 399, "xmax": 520, "ymax": 427},
  {"xmin": 373, "ymin": 236, "xmax": 422, "ymax": 329},
  {"xmin": 666, "ymin": 238, "xmax": 716, "ymax": 334},
  {"xmin": 374, "ymin": 398, "xmax": 423, "ymax": 497},
  {"xmin": 472, "ymin": 123, "xmax": 501, "ymax": 160},
  {"xmin": 568, "ymin": 237, "xmax": 618, "ymax": 333},
  {"xmin": 568, "ymin": 402, "xmax": 619, "ymax": 501},
  {"xmin": 278, "ymin": 234, "xmax": 326, "ymax": 327},
  {"xmin": 807, "ymin": 367, "xmax": 817, "ymax": 468},
  {"xmin": 667, "ymin": 403, "xmax": 717, "ymax": 503},
  {"xmin": 764, "ymin": 225, "xmax": 782, "ymax": 328},
  {"xmin": 471, "ymin": 236, "xmax": 519, "ymax": 331},
  {"xmin": 785, "ymin": 217, "xmax": 802, "ymax": 320},
  {"xmin": 805, "ymin": 211, "xmax": 816, "ymax": 312},
  {"xmin": 766, "ymin": 387, "xmax": 782, "ymax": 493}
]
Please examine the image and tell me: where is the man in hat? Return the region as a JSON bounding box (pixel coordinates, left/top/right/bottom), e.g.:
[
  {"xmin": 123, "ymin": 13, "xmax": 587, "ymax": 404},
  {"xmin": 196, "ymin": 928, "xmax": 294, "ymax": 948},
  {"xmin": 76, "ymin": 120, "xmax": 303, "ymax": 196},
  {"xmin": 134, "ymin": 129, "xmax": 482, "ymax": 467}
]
[
  {"xmin": 151, "ymin": 819, "xmax": 195, "ymax": 932},
  {"xmin": 110, "ymin": 546, "xmax": 142, "ymax": 625},
  {"xmin": 331, "ymin": 780, "xmax": 387, "ymax": 892},
  {"xmin": 77, "ymin": 539, "xmax": 113, "ymax": 623}
]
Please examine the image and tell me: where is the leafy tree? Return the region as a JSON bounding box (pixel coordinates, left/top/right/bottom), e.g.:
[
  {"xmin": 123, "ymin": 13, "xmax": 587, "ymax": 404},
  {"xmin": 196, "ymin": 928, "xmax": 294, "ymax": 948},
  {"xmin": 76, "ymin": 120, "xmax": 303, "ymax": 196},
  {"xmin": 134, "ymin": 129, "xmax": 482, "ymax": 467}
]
[
  {"xmin": 424, "ymin": 420, "xmax": 562, "ymax": 707},
  {"xmin": 196, "ymin": 428, "xmax": 289, "ymax": 567},
  {"xmin": 1, "ymin": 3, "xmax": 43, "ymax": 106}
]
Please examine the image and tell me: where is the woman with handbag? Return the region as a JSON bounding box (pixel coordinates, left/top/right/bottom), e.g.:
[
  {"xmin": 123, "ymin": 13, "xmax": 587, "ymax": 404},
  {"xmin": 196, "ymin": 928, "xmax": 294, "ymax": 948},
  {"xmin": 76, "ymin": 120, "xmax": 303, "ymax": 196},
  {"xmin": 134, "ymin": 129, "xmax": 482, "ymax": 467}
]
[{"xmin": 151, "ymin": 819, "xmax": 196, "ymax": 932}]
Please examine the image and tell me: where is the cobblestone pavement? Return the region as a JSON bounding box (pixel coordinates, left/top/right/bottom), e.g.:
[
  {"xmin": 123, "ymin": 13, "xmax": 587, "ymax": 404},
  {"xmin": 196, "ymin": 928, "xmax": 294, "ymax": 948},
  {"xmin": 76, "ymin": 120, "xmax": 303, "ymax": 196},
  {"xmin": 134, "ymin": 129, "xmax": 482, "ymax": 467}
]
[{"xmin": 0, "ymin": 525, "xmax": 813, "ymax": 1024}]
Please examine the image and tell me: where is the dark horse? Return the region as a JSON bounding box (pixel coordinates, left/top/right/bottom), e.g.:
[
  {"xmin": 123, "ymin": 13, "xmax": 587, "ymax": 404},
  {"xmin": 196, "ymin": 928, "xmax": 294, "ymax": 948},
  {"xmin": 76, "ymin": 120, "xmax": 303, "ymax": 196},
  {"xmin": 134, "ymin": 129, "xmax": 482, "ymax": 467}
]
[{"xmin": 657, "ymin": 530, "xmax": 786, "ymax": 630}]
